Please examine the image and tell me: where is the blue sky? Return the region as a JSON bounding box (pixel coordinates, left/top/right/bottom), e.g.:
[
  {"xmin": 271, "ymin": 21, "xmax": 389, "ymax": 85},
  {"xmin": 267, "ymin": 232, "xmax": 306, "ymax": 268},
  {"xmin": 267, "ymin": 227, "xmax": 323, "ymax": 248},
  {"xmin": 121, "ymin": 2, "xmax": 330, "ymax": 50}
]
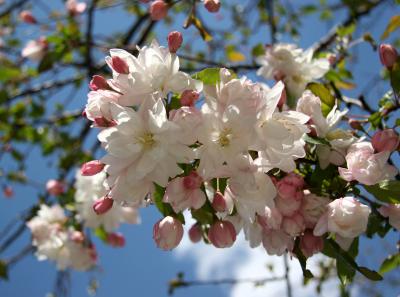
[{"xmin": 0, "ymin": 1, "xmax": 399, "ymax": 297}]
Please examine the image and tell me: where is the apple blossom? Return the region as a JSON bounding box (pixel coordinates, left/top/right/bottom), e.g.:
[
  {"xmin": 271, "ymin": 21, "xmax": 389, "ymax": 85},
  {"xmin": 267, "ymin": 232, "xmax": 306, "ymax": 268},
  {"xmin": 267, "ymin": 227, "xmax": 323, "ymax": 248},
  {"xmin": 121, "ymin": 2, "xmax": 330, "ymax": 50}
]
[
  {"xmin": 300, "ymin": 231, "xmax": 324, "ymax": 257},
  {"xmin": 301, "ymin": 191, "xmax": 331, "ymax": 228},
  {"xmin": 81, "ymin": 160, "xmax": 105, "ymax": 176},
  {"xmin": 314, "ymin": 197, "xmax": 370, "ymax": 240},
  {"xmin": 167, "ymin": 31, "xmax": 183, "ymax": 53},
  {"xmin": 46, "ymin": 179, "xmax": 65, "ymax": 196},
  {"xmin": 180, "ymin": 90, "xmax": 200, "ymax": 106},
  {"xmin": 106, "ymin": 232, "xmax": 126, "ymax": 247},
  {"xmin": 339, "ymin": 142, "xmax": 398, "ymax": 185},
  {"xmin": 378, "ymin": 204, "xmax": 400, "ymax": 230},
  {"xmin": 262, "ymin": 229, "xmax": 294, "ymax": 256},
  {"xmin": 150, "ymin": 0, "xmax": 168, "ymax": 20},
  {"xmin": 19, "ymin": 10, "xmax": 36, "ymax": 24},
  {"xmin": 189, "ymin": 224, "xmax": 203, "ymax": 243},
  {"xmin": 89, "ymin": 75, "xmax": 110, "ymax": 91},
  {"xmin": 204, "ymin": 0, "xmax": 221, "ymax": 13},
  {"xmin": 21, "ymin": 37, "xmax": 47, "ymax": 61}
]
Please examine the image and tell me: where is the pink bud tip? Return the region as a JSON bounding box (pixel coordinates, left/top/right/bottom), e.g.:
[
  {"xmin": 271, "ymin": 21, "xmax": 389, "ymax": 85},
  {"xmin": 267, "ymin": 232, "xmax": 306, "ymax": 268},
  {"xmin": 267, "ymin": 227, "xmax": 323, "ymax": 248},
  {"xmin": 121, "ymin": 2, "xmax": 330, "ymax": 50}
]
[
  {"xmin": 212, "ymin": 191, "xmax": 227, "ymax": 212},
  {"xmin": 93, "ymin": 197, "xmax": 114, "ymax": 215},
  {"xmin": 153, "ymin": 216, "xmax": 183, "ymax": 250},
  {"xmin": 180, "ymin": 90, "xmax": 200, "ymax": 106},
  {"xmin": 20, "ymin": 10, "xmax": 37, "ymax": 24},
  {"xmin": 82, "ymin": 110, "xmax": 87, "ymax": 118},
  {"xmin": 188, "ymin": 224, "xmax": 202, "ymax": 243},
  {"xmin": 106, "ymin": 232, "xmax": 125, "ymax": 247},
  {"xmin": 208, "ymin": 220, "xmax": 236, "ymax": 248},
  {"xmin": 46, "ymin": 180, "xmax": 65, "ymax": 196},
  {"xmin": 204, "ymin": 0, "xmax": 221, "ymax": 13},
  {"xmin": 81, "ymin": 160, "xmax": 105, "ymax": 176},
  {"xmin": 371, "ymin": 129, "xmax": 399, "ymax": 153},
  {"xmin": 379, "ymin": 44, "xmax": 398, "ymax": 68},
  {"xmin": 3, "ymin": 186, "xmax": 13, "ymax": 198},
  {"xmin": 89, "ymin": 75, "xmax": 109, "ymax": 91},
  {"xmin": 167, "ymin": 31, "xmax": 183, "ymax": 53},
  {"xmin": 111, "ymin": 56, "xmax": 129, "ymax": 74},
  {"xmin": 182, "ymin": 171, "xmax": 203, "ymax": 190},
  {"xmin": 70, "ymin": 231, "xmax": 85, "ymax": 243},
  {"xmin": 93, "ymin": 117, "xmax": 117, "ymax": 128},
  {"xmin": 150, "ymin": 0, "xmax": 168, "ymax": 21},
  {"xmin": 348, "ymin": 119, "xmax": 362, "ymax": 130}
]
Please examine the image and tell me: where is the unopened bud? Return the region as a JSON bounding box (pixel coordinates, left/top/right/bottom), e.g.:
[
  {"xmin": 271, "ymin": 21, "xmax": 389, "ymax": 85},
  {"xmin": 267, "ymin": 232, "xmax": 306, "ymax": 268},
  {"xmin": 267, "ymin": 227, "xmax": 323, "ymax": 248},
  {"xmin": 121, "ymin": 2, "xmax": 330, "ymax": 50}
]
[
  {"xmin": 20, "ymin": 10, "xmax": 37, "ymax": 24},
  {"xmin": 150, "ymin": 0, "xmax": 168, "ymax": 21},
  {"xmin": 106, "ymin": 232, "xmax": 125, "ymax": 247},
  {"xmin": 182, "ymin": 171, "xmax": 203, "ymax": 190},
  {"xmin": 46, "ymin": 180, "xmax": 65, "ymax": 196},
  {"xmin": 153, "ymin": 216, "xmax": 183, "ymax": 250},
  {"xmin": 204, "ymin": 0, "xmax": 221, "ymax": 13},
  {"xmin": 379, "ymin": 44, "xmax": 398, "ymax": 68},
  {"xmin": 208, "ymin": 220, "xmax": 236, "ymax": 248},
  {"xmin": 167, "ymin": 31, "xmax": 183, "ymax": 53},
  {"xmin": 93, "ymin": 197, "xmax": 114, "ymax": 215},
  {"xmin": 348, "ymin": 119, "xmax": 362, "ymax": 130},
  {"xmin": 371, "ymin": 129, "xmax": 399, "ymax": 153},
  {"xmin": 212, "ymin": 191, "xmax": 227, "ymax": 212},
  {"xmin": 188, "ymin": 224, "xmax": 202, "ymax": 243},
  {"xmin": 81, "ymin": 160, "xmax": 105, "ymax": 176}
]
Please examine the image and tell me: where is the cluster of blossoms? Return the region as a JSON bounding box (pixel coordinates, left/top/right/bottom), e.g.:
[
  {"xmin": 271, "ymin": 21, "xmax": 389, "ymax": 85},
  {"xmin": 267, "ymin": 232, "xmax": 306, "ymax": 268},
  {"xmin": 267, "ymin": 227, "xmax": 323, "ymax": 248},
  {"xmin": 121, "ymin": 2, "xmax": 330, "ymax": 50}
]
[{"xmin": 27, "ymin": 34, "xmax": 400, "ymax": 271}]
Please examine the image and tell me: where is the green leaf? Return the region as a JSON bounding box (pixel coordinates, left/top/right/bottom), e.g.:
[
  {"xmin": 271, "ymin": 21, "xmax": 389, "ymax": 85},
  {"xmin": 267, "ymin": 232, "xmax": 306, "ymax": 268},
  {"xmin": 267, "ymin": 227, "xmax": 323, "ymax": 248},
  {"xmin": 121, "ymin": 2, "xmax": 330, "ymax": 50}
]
[
  {"xmin": 364, "ymin": 180, "xmax": 400, "ymax": 204},
  {"xmin": 381, "ymin": 15, "xmax": 400, "ymax": 40},
  {"xmin": 0, "ymin": 260, "xmax": 8, "ymax": 280},
  {"xmin": 192, "ymin": 68, "xmax": 222, "ymax": 85},
  {"xmin": 368, "ymin": 112, "xmax": 382, "ymax": 129},
  {"xmin": 252, "ymin": 43, "xmax": 265, "ymax": 57},
  {"xmin": 94, "ymin": 226, "xmax": 107, "ymax": 242},
  {"xmin": 325, "ymin": 239, "xmax": 383, "ymax": 281},
  {"xmin": 0, "ymin": 67, "xmax": 21, "ymax": 82},
  {"xmin": 337, "ymin": 23, "xmax": 356, "ymax": 37},
  {"xmin": 379, "ymin": 253, "xmax": 400, "ymax": 274},
  {"xmin": 337, "ymin": 239, "xmax": 358, "ymax": 285},
  {"xmin": 38, "ymin": 52, "xmax": 55, "ymax": 73},
  {"xmin": 307, "ymin": 83, "xmax": 335, "ymax": 116}
]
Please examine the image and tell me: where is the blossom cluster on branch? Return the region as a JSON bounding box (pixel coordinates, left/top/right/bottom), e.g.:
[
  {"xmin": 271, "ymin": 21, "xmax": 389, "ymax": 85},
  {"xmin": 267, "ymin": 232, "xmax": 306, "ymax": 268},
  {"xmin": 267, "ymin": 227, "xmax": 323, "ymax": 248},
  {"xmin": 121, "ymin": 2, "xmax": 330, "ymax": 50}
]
[{"xmin": 25, "ymin": 33, "xmax": 400, "ymax": 286}]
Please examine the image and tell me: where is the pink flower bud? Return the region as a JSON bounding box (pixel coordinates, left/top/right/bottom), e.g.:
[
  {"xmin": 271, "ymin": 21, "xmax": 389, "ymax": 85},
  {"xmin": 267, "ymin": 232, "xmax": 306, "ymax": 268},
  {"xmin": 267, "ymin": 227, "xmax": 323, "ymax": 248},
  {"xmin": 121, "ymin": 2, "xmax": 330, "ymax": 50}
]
[
  {"xmin": 150, "ymin": 0, "xmax": 168, "ymax": 21},
  {"xmin": 277, "ymin": 181, "xmax": 297, "ymax": 200},
  {"xmin": 348, "ymin": 119, "xmax": 362, "ymax": 130},
  {"xmin": 106, "ymin": 232, "xmax": 126, "ymax": 247},
  {"xmin": 212, "ymin": 191, "xmax": 227, "ymax": 212},
  {"xmin": 81, "ymin": 160, "xmax": 105, "ymax": 176},
  {"xmin": 208, "ymin": 220, "xmax": 236, "ymax": 248},
  {"xmin": 89, "ymin": 75, "xmax": 109, "ymax": 91},
  {"xmin": 204, "ymin": 0, "xmax": 221, "ymax": 13},
  {"xmin": 300, "ymin": 230, "xmax": 323, "ymax": 257},
  {"xmin": 19, "ymin": 10, "xmax": 37, "ymax": 24},
  {"xmin": 180, "ymin": 90, "xmax": 200, "ymax": 106},
  {"xmin": 283, "ymin": 172, "xmax": 305, "ymax": 188},
  {"xmin": 153, "ymin": 216, "xmax": 184, "ymax": 250},
  {"xmin": 167, "ymin": 31, "xmax": 183, "ymax": 53},
  {"xmin": 371, "ymin": 129, "xmax": 399, "ymax": 153},
  {"xmin": 111, "ymin": 56, "xmax": 129, "ymax": 74},
  {"xmin": 275, "ymin": 195, "xmax": 302, "ymax": 217},
  {"xmin": 188, "ymin": 224, "xmax": 202, "ymax": 243},
  {"xmin": 379, "ymin": 44, "xmax": 398, "ymax": 68},
  {"xmin": 46, "ymin": 180, "xmax": 65, "ymax": 196},
  {"xmin": 93, "ymin": 117, "xmax": 117, "ymax": 128},
  {"xmin": 182, "ymin": 171, "xmax": 203, "ymax": 190},
  {"xmin": 66, "ymin": 0, "xmax": 87, "ymax": 16},
  {"xmin": 3, "ymin": 186, "xmax": 13, "ymax": 198},
  {"xmin": 93, "ymin": 197, "xmax": 114, "ymax": 215},
  {"xmin": 70, "ymin": 231, "xmax": 85, "ymax": 243}
]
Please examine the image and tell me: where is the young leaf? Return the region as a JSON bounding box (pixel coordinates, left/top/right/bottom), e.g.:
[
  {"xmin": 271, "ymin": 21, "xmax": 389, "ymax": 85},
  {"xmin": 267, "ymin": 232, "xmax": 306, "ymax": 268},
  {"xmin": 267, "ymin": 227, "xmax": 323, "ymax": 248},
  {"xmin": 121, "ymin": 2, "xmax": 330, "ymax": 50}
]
[
  {"xmin": 307, "ymin": 83, "xmax": 335, "ymax": 116},
  {"xmin": 381, "ymin": 15, "xmax": 400, "ymax": 40},
  {"xmin": 379, "ymin": 253, "xmax": 400, "ymax": 274},
  {"xmin": 364, "ymin": 180, "xmax": 400, "ymax": 204}
]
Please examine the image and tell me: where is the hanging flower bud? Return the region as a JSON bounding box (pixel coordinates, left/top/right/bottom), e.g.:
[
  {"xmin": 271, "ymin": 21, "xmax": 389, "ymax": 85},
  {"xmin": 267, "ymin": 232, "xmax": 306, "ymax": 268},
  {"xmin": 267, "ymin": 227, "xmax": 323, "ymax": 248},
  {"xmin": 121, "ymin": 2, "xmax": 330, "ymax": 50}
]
[
  {"xmin": 188, "ymin": 224, "xmax": 202, "ymax": 243},
  {"xmin": 379, "ymin": 44, "xmax": 398, "ymax": 68},
  {"xmin": 300, "ymin": 230, "xmax": 324, "ymax": 257},
  {"xmin": 93, "ymin": 117, "xmax": 117, "ymax": 128},
  {"xmin": 89, "ymin": 75, "xmax": 109, "ymax": 91},
  {"xmin": 167, "ymin": 31, "xmax": 183, "ymax": 53},
  {"xmin": 3, "ymin": 186, "xmax": 13, "ymax": 198},
  {"xmin": 106, "ymin": 232, "xmax": 126, "ymax": 247},
  {"xmin": 46, "ymin": 180, "xmax": 65, "ymax": 196},
  {"xmin": 348, "ymin": 119, "xmax": 362, "ymax": 130},
  {"xmin": 111, "ymin": 56, "xmax": 129, "ymax": 74},
  {"xmin": 150, "ymin": 0, "xmax": 168, "ymax": 21},
  {"xmin": 93, "ymin": 197, "xmax": 114, "ymax": 215},
  {"xmin": 371, "ymin": 129, "xmax": 399, "ymax": 153},
  {"xmin": 180, "ymin": 90, "xmax": 200, "ymax": 106},
  {"xmin": 204, "ymin": 0, "xmax": 221, "ymax": 13},
  {"xmin": 81, "ymin": 160, "xmax": 105, "ymax": 176},
  {"xmin": 153, "ymin": 216, "xmax": 184, "ymax": 250},
  {"xmin": 212, "ymin": 191, "xmax": 227, "ymax": 212},
  {"xmin": 208, "ymin": 220, "xmax": 236, "ymax": 248},
  {"xmin": 19, "ymin": 10, "xmax": 37, "ymax": 24}
]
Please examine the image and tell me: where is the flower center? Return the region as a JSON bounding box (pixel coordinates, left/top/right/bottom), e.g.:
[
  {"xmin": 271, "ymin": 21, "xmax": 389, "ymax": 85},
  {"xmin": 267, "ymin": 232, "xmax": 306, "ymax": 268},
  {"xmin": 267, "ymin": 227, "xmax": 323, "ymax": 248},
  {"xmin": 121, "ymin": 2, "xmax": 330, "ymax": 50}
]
[
  {"xmin": 137, "ymin": 132, "xmax": 155, "ymax": 149},
  {"xmin": 218, "ymin": 128, "xmax": 233, "ymax": 147}
]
